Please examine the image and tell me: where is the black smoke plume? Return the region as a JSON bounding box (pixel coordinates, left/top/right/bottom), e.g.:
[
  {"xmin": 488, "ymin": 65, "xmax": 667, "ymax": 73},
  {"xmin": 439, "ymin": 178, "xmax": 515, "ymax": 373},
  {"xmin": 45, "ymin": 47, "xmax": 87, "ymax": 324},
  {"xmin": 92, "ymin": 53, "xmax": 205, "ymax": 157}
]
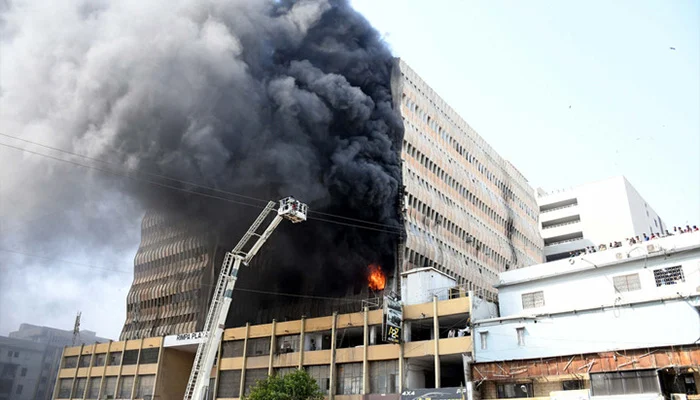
[{"xmin": 0, "ymin": 0, "xmax": 404, "ymax": 330}]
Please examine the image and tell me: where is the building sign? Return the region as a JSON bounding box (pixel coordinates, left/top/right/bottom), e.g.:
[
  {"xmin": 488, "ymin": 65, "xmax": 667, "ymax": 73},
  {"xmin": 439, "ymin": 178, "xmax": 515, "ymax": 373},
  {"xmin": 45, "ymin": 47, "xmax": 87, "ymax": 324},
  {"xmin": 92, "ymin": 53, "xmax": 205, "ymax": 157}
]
[
  {"xmin": 163, "ymin": 331, "xmax": 207, "ymax": 347},
  {"xmin": 384, "ymin": 296, "xmax": 402, "ymax": 344},
  {"xmin": 400, "ymin": 388, "xmax": 467, "ymax": 400}
]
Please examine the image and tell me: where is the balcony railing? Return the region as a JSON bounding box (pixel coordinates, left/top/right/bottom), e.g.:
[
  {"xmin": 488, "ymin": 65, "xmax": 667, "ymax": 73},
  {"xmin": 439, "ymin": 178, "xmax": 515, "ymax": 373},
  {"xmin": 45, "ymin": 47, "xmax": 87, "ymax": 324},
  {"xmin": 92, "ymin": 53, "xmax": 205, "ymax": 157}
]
[
  {"xmin": 540, "ymin": 202, "xmax": 578, "ymax": 214},
  {"xmin": 542, "ymin": 219, "xmax": 581, "ymax": 230}
]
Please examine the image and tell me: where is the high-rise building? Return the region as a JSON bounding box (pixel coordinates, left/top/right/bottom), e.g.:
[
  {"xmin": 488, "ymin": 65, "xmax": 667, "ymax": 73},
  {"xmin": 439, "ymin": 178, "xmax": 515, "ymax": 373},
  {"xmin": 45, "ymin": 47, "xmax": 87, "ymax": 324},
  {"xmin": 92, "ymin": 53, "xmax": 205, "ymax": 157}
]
[
  {"xmin": 120, "ymin": 59, "xmax": 544, "ymax": 339},
  {"xmin": 1, "ymin": 323, "xmax": 109, "ymax": 400},
  {"xmin": 396, "ymin": 59, "xmax": 544, "ymax": 298},
  {"xmin": 536, "ymin": 176, "xmax": 665, "ymax": 261}
]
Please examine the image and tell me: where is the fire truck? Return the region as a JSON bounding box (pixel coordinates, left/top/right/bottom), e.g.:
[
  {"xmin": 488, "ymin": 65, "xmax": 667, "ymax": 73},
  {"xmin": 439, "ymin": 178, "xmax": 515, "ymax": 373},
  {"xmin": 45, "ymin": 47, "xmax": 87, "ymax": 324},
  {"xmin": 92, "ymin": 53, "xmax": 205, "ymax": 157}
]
[{"xmin": 183, "ymin": 197, "xmax": 308, "ymax": 400}]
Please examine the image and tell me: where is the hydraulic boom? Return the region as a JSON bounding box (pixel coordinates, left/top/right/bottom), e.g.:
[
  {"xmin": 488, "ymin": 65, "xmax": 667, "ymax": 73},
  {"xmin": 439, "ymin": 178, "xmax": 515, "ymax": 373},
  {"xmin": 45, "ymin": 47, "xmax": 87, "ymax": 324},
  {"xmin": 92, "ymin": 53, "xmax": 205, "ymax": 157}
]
[{"xmin": 183, "ymin": 197, "xmax": 308, "ymax": 400}]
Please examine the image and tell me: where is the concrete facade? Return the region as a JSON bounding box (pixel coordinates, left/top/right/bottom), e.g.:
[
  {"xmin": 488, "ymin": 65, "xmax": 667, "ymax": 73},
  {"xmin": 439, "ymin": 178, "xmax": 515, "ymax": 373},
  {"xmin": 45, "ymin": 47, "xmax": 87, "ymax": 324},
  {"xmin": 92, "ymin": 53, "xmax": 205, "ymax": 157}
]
[
  {"xmin": 56, "ymin": 297, "xmax": 481, "ymax": 400},
  {"xmin": 396, "ymin": 59, "xmax": 544, "ymax": 301},
  {"xmin": 537, "ymin": 176, "xmax": 665, "ymax": 261}
]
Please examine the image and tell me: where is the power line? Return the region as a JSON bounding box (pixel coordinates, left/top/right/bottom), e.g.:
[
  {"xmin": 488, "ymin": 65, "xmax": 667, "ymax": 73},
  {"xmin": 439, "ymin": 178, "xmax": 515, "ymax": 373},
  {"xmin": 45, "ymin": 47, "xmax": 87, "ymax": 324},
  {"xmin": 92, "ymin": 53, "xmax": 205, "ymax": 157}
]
[{"xmin": 0, "ymin": 132, "xmax": 403, "ymax": 231}]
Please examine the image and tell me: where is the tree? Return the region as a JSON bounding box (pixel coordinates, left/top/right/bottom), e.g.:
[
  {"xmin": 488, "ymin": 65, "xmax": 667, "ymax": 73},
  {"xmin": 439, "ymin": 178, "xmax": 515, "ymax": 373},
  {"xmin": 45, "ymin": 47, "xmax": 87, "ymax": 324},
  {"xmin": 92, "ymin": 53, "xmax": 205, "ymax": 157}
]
[{"xmin": 246, "ymin": 369, "xmax": 324, "ymax": 400}]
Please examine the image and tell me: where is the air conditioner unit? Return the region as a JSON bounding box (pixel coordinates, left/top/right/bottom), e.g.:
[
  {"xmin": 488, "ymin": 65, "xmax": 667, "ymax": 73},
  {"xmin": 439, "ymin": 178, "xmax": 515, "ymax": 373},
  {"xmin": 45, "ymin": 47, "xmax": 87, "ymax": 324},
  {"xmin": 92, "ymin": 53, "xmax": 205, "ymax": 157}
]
[
  {"xmin": 671, "ymin": 394, "xmax": 687, "ymax": 400},
  {"xmin": 646, "ymin": 244, "xmax": 663, "ymax": 253},
  {"xmin": 615, "ymin": 252, "xmax": 624, "ymax": 260}
]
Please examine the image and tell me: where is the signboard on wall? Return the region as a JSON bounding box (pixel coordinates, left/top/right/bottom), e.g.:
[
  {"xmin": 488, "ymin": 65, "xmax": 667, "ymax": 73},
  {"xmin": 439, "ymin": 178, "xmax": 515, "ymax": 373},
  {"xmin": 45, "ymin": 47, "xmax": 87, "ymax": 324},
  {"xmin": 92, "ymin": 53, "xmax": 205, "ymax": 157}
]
[
  {"xmin": 163, "ymin": 331, "xmax": 207, "ymax": 347},
  {"xmin": 400, "ymin": 388, "xmax": 468, "ymax": 400},
  {"xmin": 384, "ymin": 296, "xmax": 403, "ymax": 344}
]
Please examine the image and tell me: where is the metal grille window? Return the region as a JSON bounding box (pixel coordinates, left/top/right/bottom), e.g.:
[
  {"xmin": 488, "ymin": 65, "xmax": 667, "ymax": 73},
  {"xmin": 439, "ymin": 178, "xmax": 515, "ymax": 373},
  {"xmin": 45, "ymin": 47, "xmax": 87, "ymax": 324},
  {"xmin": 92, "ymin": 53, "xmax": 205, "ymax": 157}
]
[
  {"xmin": 107, "ymin": 351, "xmax": 121, "ymax": 366},
  {"xmin": 118, "ymin": 376, "xmax": 134, "ymax": 398},
  {"xmin": 62, "ymin": 356, "xmax": 78, "ymax": 368},
  {"xmin": 336, "ymin": 363, "xmax": 363, "ymax": 395},
  {"xmin": 222, "ymin": 340, "xmax": 245, "ymax": 358},
  {"xmin": 653, "ymin": 265, "xmax": 685, "ymax": 287},
  {"xmin": 217, "ymin": 370, "xmax": 242, "ymax": 398},
  {"xmin": 102, "ymin": 376, "xmax": 117, "ymax": 399},
  {"xmin": 92, "ymin": 353, "xmax": 106, "ymax": 367},
  {"xmin": 139, "ymin": 348, "xmax": 159, "ymax": 364},
  {"xmin": 57, "ymin": 378, "xmax": 73, "ymax": 398},
  {"xmin": 122, "ymin": 349, "xmax": 139, "ymax": 365},
  {"xmin": 306, "ymin": 365, "xmax": 329, "ymax": 394},
  {"xmin": 613, "ymin": 273, "xmax": 642, "ymax": 292},
  {"xmin": 591, "ymin": 370, "xmax": 660, "ymax": 395},
  {"xmin": 72, "ymin": 377, "xmax": 87, "ymax": 398},
  {"xmin": 246, "ymin": 338, "xmax": 271, "ymax": 357},
  {"xmin": 86, "ymin": 377, "xmax": 101, "ymax": 399},
  {"xmin": 369, "ymin": 360, "xmax": 398, "ymax": 394},
  {"xmin": 496, "ymin": 382, "xmax": 533, "ymax": 398},
  {"xmin": 480, "ymin": 331, "xmax": 488, "ymax": 350},
  {"xmin": 135, "ymin": 374, "xmax": 155, "ymax": 398},
  {"xmin": 78, "ymin": 354, "xmax": 92, "ymax": 368},
  {"xmin": 244, "ymin": 369, "xmax": 268, "ymax": 395},
  {"xmin": 521, "ymin": 291, "xmax": 545, "ymax": 309}
]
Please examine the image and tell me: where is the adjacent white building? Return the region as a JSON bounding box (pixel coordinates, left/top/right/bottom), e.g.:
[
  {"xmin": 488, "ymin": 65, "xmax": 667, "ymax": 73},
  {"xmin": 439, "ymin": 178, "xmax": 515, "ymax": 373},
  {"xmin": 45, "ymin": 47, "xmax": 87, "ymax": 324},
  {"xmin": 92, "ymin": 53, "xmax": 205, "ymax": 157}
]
[
  {"xmin": 473, "ymin": 231, "xmax": 700, "ymax": 362},
  {"xmin": 537, "ymin": 176, "xmax": 665, "ymax": 261}
]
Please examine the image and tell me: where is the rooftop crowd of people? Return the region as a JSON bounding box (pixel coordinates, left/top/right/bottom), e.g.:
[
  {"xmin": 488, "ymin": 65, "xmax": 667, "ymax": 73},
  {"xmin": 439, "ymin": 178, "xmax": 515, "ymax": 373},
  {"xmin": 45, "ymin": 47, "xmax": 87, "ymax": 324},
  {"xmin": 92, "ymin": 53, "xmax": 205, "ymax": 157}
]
[{"xmin": 570, "ymin": 224, "xmax": 699, "ymax": 257}]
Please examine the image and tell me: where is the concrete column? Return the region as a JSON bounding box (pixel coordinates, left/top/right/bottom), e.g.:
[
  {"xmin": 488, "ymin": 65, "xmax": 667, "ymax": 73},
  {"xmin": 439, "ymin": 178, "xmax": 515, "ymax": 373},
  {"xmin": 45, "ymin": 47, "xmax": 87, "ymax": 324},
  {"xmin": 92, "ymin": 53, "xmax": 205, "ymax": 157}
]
[
  {"xmin": 268, "ymin": 319, "xmax": 277, "ymax": 376},
  {"xmin": 329, "ymin": 312, "xmax": 338, "ymax": 400},
  {"xmin": 298, "ymin": 316, "xmax": 306, "ymax": 369},
  {"xmin": 113, "ymin": 342, "xmax": 127, "ymax": 399},
  {"xmin": 433, "ymin": 296, "xmax": 440, "ymax": 388},
  {"xmin": 151, "ymin": 338, "xmax": 165, "ymax": 400},
  {"xmin": 239, "ymin": 323, "xmax": 250, "ymax": 398},
  {"xmin": 82, "ymin": 343, "xmax": 97, "ymax": 400},
  {"xmin": 129, "ymin": 338, "xmax": 144, "ymax": 400},
  {"xmin": 96, "ymin": 340, "xmax": 112, "ymax": 400},
  {"xmin": 398, "ymin": 341, "xmax": 405, "ymax": 393},
  {"xmin": 51, "ymin": 346, "xmax": 67, "ymax": 400},
  {"xmin": 71, "ymin": 344, "xmax": 83, "ymax": 398},
  {"xmin": 362, "ymin": 307, "xmax": 369, "ymax": 395}
]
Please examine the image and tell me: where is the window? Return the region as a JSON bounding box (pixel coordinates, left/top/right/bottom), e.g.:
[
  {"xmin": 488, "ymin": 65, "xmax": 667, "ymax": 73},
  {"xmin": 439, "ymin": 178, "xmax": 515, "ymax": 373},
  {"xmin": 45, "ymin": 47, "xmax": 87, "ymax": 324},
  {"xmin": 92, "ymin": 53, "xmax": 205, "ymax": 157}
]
[
  {"xmin": 336, "ymin": 363, "xmax": 363, "ymax": 395},
  {"xmin": 58, "ymin": 378, "xmax": 73, "ymax": 398},
  {"xmin": 613, "ymin": 273, "xmax": 641, "ymax": 292},
  {"xmin": 277, "ymin": 335, "xmax": 300, "ymax": 353},
  {"xmin": 102, "ymin": 376, "xmax": 117, "ymax": 399},
  {"xmin": 217, "ymin": 370, "xmax": 241, "ymax": 398},
  {"xmin": 244, "ymin": 369, "xmax": 267, "ymax": 395},
  {"xmin": 20, "ymin": 367, "xmax": 27, "ymax": 377},
  {"xmin": 562, "ymin": 380, "xmax": 583, "ymax": 390},
  {"xmin": 135, "ymin": 374, "xmax": 155, "ymax": 398},
  {"xmin": 276, "ymin": 367, "xmax": 298, "ymax": 378},
  {"xmin": 222, "ymin": 340, "xmax": 244, "ymax": 358},
  {"xmin": 15, "ymin": 385, "xmax": 23, "ymax": 395},
  {"xmin": 78, "ymin": 354, "xmax": 92, "ymax": 368},
  {"xmin": 521, "ymin": 291, "xmax": 545, "ymax": 309},
  {"xmin": 86, "ymin": 377, "xmax": 101, "ymax": 399},
  {"xmin": 93, "ymin": 353, "xmax": 106, "ymax": 367},
  {"xmin": 370, "ymin": 360, "xmax": 398, "ymax": 394},
  {"xmin": 306, "ymin": 366, "xmax": 330, "ymax": 394},
  {"xmin": 118, "ymin": 376, "xmax": 134, "ymax": 398},
  {"xmin": 108, "ymin": 351, "xmax": 121, "ymax": 366},
  {"xmin": 480, "ymin": 332, "xmax": 488, "ymax": 350},
  {"xmin": 591, "ymin": 370, "xmax": 659, "ymax": 395},
  {"xmin": 63, "ymin": 356, "xmax": 78, "ymax": 368},
  {"xmin": 497, "ymin": 382, "xmax": 533, "ymax": 398},
  {"xmin": 516, "ymin": 327, "xmax": 525, "ymax": 346},
  {"xmin": 13, "ymin": 351, "xmax": 19, "ymax": 357},
  {"xmin": 72, "ymin": 377, "xmax": 87, "ymax": 398},
  {"xmin": 122, "ymin": 349, "xmax": 139, "ymax": 365},
  {"xmin": 653, "ymin": 266, "xmax": 685, "ymax": 287},
  {"xmin": 139, "ymin": 348, "xmax": 159, "ymax": 364},
  {"xmin": 246, "ymin": 338, "xmax": 271, "ymax": 357}
]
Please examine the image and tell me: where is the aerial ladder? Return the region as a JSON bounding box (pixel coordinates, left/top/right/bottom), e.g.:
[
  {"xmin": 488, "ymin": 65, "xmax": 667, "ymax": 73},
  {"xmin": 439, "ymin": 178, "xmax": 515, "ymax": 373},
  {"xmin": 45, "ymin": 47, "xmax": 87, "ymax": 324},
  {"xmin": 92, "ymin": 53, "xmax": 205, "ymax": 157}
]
[{"xmin": 183, "ymin": 197, "xmax": 308, "ymax": 400}]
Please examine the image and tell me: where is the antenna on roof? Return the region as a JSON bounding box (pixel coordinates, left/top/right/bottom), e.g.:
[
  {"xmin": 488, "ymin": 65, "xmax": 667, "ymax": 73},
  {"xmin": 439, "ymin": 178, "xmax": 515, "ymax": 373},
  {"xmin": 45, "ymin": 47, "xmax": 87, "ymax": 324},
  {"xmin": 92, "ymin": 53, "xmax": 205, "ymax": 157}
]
[{"xmin": 72, "ymin": 311, "xmax": 81, "ymax": 346}]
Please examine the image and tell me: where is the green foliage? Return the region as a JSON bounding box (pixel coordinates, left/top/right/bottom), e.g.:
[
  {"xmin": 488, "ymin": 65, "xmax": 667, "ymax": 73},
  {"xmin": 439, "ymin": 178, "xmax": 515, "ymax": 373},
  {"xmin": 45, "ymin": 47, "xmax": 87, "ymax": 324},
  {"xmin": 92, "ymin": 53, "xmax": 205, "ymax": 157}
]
[{"xmin": 245, "ymin": 369, "xmax": 324, "ymax": 400}]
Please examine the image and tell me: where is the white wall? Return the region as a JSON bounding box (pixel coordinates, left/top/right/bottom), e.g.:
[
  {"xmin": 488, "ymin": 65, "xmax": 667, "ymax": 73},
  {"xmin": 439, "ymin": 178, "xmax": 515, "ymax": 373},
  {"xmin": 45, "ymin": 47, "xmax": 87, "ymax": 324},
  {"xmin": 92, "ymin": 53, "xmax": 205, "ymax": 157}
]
[
  {"xmin": 474, "ymin": 233, "xmax": 700, "ymax": 362},
  {"xmin": 401, "ymin": 268, "xmax": 456, "ymax": 305}
]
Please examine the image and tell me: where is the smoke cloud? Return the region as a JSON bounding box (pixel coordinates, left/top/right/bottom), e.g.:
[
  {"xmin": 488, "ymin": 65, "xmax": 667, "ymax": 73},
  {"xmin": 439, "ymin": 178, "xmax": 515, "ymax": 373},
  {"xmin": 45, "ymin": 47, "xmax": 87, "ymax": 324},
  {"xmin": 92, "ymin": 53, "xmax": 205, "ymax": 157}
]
[{"xmin": 0, "ymin": 0, "xmax": 403, "ymax": 334}]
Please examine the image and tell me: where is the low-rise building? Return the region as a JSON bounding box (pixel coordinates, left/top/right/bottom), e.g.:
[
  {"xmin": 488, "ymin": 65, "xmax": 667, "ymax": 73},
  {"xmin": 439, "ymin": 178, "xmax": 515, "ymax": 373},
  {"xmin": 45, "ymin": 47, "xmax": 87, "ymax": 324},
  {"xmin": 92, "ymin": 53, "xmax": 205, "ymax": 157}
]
[
  {"xmin": 472, "ymin": 231, "xmax": 700, "ymax": 399},
  {"xmin": 53, "ymin": 286, "xmax": 486, "ymax": 400}
]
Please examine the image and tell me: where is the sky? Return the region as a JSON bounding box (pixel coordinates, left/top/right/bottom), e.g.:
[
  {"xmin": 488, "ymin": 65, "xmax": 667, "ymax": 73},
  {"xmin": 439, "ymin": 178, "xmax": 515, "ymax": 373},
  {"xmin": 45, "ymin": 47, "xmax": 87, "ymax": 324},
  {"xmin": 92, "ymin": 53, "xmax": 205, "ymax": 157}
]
[{"xmin": 1, "ymin": 0, "xmax": 698, "ymax": 340}]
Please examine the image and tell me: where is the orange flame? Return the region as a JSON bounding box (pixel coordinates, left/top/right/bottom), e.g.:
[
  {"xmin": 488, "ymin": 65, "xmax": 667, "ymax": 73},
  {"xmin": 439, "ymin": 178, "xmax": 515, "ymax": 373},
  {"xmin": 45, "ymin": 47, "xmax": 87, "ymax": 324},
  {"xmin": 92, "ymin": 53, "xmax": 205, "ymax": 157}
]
[{"xmin": 368, "ymin": 264, "xmax": 386, "ymax": 291}]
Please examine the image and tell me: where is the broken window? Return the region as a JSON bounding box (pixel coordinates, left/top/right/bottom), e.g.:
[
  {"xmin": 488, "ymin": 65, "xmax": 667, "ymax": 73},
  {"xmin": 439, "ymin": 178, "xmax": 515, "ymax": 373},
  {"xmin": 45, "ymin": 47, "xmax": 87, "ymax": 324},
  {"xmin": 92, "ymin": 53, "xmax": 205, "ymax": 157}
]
[
  {"xmin": 107, "ymin": 351, "xmax": 121, "ymax": 366},
  {"xmin": 306, "ymin": 366, "xmax": 330, "ymax": 394},
  {"xmin": 613, "ymin": 273, "xmax": 641, "ymax": 292},
  {"xmin": 222, "ymin": 340, "xmax": 244, "ymax": 358},
  {"xmin": 521, "ymin": 291, "xmax": 545, "ymax": 309},
  {"xmin": 370, "ymin": 360, "xmax": 398, "ymax": 394},
  {"xmin": 653, "ymin": 265, "xmax": 684, "ymax": 287},
  {"xmin": 562, "ymin": 380, "xmax": 583, "ymax": 390},
  {"xmin": 277, "ymin": 335, "xmax": 300, "ymax": 354},
  {"xmin": 246, "ymin": 338, "xmax": 271, "ymax": 357},
  {"xmin": 336, "ymin": 363, "xmax": 363, "ymax": 395},
  {"xmin": 92, "ymin": 353, "xmax": 106, "ymax": 367}
]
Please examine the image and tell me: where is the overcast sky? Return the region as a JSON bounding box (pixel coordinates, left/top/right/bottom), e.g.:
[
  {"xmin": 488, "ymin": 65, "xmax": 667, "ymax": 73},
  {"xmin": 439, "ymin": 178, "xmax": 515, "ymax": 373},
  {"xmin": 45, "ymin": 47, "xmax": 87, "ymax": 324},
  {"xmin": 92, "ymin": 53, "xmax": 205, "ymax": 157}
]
[{"xmin": 1, "ymin": 0, "xmax": 698, "ymax": 340}]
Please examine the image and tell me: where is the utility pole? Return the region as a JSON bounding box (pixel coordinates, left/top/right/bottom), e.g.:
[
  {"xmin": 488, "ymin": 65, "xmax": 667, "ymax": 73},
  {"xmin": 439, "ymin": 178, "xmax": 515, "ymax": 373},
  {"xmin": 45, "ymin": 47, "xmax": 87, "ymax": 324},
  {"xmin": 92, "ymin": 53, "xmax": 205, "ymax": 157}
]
[{"xmin": 72, "ymin": 312, "xmax": 81, "ymax": 346}]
